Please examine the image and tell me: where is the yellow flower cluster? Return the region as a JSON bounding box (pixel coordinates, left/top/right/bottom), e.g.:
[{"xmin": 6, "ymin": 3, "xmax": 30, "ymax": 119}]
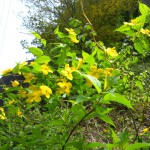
[
  {"xmin": 26, "ymin": 85, "xmax": 52, "ymax": 103},
  {"xmin": 65, "ymin": 28, "xmax": 79, "ymax": 43},
  {"xmin": 19, "ymin": 61, "xmax": 28, "ymax": 69},
  {"xmin": 2, "ymin": 68, "xmax": 12, "ymax": 75},
  {"xmin": 140, "ymin": 28, "xmax": 150, "ymax": 37},
  {"xmin": 61, "ymin": 64, "xmax": 75, "ymax": 80},
  {"xmin": 41, "ymin": 64, "xmax": 53, "ymax": 75},
  {"xmin": 104, "ymin": 68, "xmax": 114, "ymax": 76},
  {"xmin": 0, "ymin": 107, "xmax": 6, "ymax": 120},
  {"xmin": 23, "ymin": 73, "xmax": 37, "ymax": 83},
  {"xmin": 87, "ymin": 65, "xmax": 103, "ymax": 87},
  {"xmin": 56, "ymin": 78, "xmax": 72, "ymax": 96},
  {"xmin": 88, "ymin": 65, "xmax": 103, "ymax": 78},
  {"xmin": 11, "ymin": 80, "xmax": 20, "ymax": 87},
  {"xmin": 87, "ymin": 65, "xmax": 114, "ymax": 87},
  {"xmin": 105, "ymin": 47, "xmax": 118, "ymax": 57},
  {"xmin": 40, "ymin": 85, "xmax": 52, "ymax": 98}
]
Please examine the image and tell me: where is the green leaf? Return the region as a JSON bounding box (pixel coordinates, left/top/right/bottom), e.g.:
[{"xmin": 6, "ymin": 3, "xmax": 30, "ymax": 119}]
[
  {"xmin": 0, "ymin": 143, "xmax": 9, "ymax": 150},
  {"xmin": 104, "ymin": 93, "xmax": 133, "ymax": 109},
  {"xmin": 56, "ymin": 48, "xmax": 67, "ymax": 65},
  {"xmin": 139, "ymin": 2, "xmax": 150, "ymax": 16},
  {"xmin": 106, "ymin": 143, "xmax": 117, "ymax": 149},
  {"xmin": 111, "ymin": 129, "xmax": 119, "ymax": 144},
  {"xmin": 115, "ymin": 24, "xmax": 136, "ymax": 36},
  {"xmin": 82, "ymin": 51, "xmax": 95, "ymax": 65},
  {"xmin": 54, "ymin": 26, "xmax": 66, "ymax": 38},
  {"xmin": 85, "ymin": 55, "xmax": 95, "ymax": 65},
  {"xmin": 132, "ymin": 15, "xmax": 146, "ymax": 30},
  {"xmin": 57, "ymin": 32, "xmax": 66, "ymax": 38},
  {"xmin": 69, "ymin": 18, "xmax": 81, "ymax": 27},
  {"xmin": 120, "ymin": 128, "xmax": 129, "ymax": 149},
  {"xmin": 5, "ymin": 87, "xmax": 20, "ymax": 93},
  {"xmin": 77, "ymin": 71, "xmax": 101, "ymax": 93},
  {"xmin": 97, "ymin": 49, "xmax": 104, "ymax": 60},
  {"xmin": 115, "ymin": 24, "xmax": 131, "ymax": 32},
  {"xmin": 35, "ymin": 56, "xmax": 51, "ymax": 64},
  {"xmin": 134, "ymin": 40, "xmax": 145, "ymax": 54},
  {"xmin": 135, "ymin": 81, "xmax": 143, "ymax": 90},
  {"xmin": 41, "ymin": 39, "xmax": 46, "ymax": 46},
  {"xmin": 99, "ymin": 115, "xmax": 115, "ymax": 127},
  {"xmin": 32, "ymin": 32, "xmax": 41, "ymax": 39},
  {"xmin": 20, "ymin": 65, "xmax": 31, "ymax": 73},
  {"xmin": 6, "ymin": 93, "xmax": 17, "ymax": 99},
  {"xmin": 12, "ymin": 63, "xmax": 20, "ymax": 73},
  {"xmin": 31, "ymin": 62, "xmax": 41, "ymax": 72},
  {"xmin": 84, "ymin": 142, "xmax": 104, "ymax": 149},
  {"xmin": 28, "ymin": 47, "xmax": 43, "ymax": 57},
  {"xmin": 82, "ymin": 51, "xmax": 89, "ymax": 59},
  {"xmin": 74, "ymin": 95, "xmax": 90, "ymax": 104},
  {"xmin": 54, "ymin": 26, "xmax": 59, "ymax": 34},
  {"xmin": 125, "ymin": 143, "xmax": 150, "ymax": 150},
  {"xmin": 84, "ymin": 24, "xmax": 92, "ymax": 30},
  {"xmin": 96, "ymin": 106, "xmax": 113, "ymax": 115}
]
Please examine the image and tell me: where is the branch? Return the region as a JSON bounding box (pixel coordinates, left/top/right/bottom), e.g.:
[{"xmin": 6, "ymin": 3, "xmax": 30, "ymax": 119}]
[
  {"xmin": 80, "ymin": 0, "xmax": 105, "ymax": 52},
  {"xmin": 128, "ymin": 109, "xmax": 141, "ymax": 142},
  {"xmin": 61, "ymin": 108, "xmax": 94, "ymax": 150}
]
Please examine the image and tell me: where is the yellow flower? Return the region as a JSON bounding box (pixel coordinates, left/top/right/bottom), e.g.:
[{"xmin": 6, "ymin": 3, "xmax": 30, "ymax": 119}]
[
  {"xmin": 65, "ymin": 28, "xmax": 77, "ymax": 35},
  {"xmin": 0, "ymin": 107, "xmax": 4, "ymax": 112},
  {"xmin": 104, "ymin": 68, "xmax": 114, "ymax": 76},
  {"xmin": 123, "ymin": 19, "xmax": 136, "ymax": 26},
  {"xmin": 103, "ymin": 129, "xmax": 108, "ymax": 133},
  {"xmin": 140, "ymin": 28, "xmax": 150, "ymax": 36},
  {"xmin": 40, "ymin": 85, "xmax": 52, "ymax": 98},
  {"xmin": 41, "ymin": 64, "xmax": 53, "ymax": 75},
  {"xmin": 8, "ymin": 99, "xmax": 15, "ymax": 105},
  {"xmin": 26, "ymin": 91, "xmax": 41, "ymax": 103},
  {"xmin": 76, "ymin": 58, "xmax": 84, "ymax": 70},
  {"xmin": 23, "ymin": 73, "xmax": 37, "ymax": 83},
  {"xmin": 88, "ymin": 65, "xmax": 103, "ymax": 78},
  {"xmin": 140, "ymin": 127, "xmax": 150, "ymax": 135},
  {"xmin": 61, "ymin": 64, "xmax": 75, "ymax": 80},
  {"xmin": 26, "ymin": 85, "xmax": 52, "ymax": 103},
  {"xmin": 17, "ymin": 109, "xmax": 23, "ymax": 118},
  {"xmin": 70, "ymin": 38, "xmax": 79, "ymax": 43},
  {"xmin": 11, "ymin": 80, "xmax": 20, "ymax": 87},
  {"xmin": 0, "ymin": 107, "xmax": 6, "ymax": 120},
  {"xmin": 18, "ymin": 90, "xmax": 27, "ymax": 98},
  {"xmin": 26, "ymin": 86, "xmax": 42, "ymax": 103},
  {"xmin": 87, "ymin": 65, "xmax": 103, "ymax": 87},
  {"xmin": 56, "ymin": 78, "xmax": 72, "ymax": 95},
  {"xmin": 2, "ymin": 68, "xmax": 12, "ymax": 75},
  {"xmin": 19, "ymin": 61, "xmax": 28, "ymax": 69},
  {"xmin": 105, "ymin": 47, "xmax": 118, "ymax": 57},
  {"xmin": 65, "ymin": 28, "xmax": 79, "ymax": 43}
]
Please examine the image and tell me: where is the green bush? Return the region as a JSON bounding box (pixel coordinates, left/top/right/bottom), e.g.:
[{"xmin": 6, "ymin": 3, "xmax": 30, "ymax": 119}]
[{"xmin": 0, "ymin": 2, "xmax": 150, "ymax": 150}]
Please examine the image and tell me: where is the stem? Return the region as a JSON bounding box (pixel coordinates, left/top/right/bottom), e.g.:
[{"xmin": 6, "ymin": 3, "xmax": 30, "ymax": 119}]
[
  {"xmin": 61, "ymin": 108, "xmax": 94, "ymax": 150},
  {"xmin": 128, "ymin": 109, "xmax": 140, "ymax": 142},
  {"xmin": 80, "ymin": 0, "xmax": 105, "ymax": 52}
]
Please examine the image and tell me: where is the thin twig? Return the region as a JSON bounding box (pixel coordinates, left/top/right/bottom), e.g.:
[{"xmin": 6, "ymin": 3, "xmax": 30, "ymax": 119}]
[
  {"xmin": 80, "ymin": 0, "xmax": 105, "ymax": 52},
  {"xmin": 128, "ymin": 109, "xmax": 140, "ymax": 142},
  {"xmin": 61, "ymin": 108, "xmax": 94, "ymax": 150}
]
